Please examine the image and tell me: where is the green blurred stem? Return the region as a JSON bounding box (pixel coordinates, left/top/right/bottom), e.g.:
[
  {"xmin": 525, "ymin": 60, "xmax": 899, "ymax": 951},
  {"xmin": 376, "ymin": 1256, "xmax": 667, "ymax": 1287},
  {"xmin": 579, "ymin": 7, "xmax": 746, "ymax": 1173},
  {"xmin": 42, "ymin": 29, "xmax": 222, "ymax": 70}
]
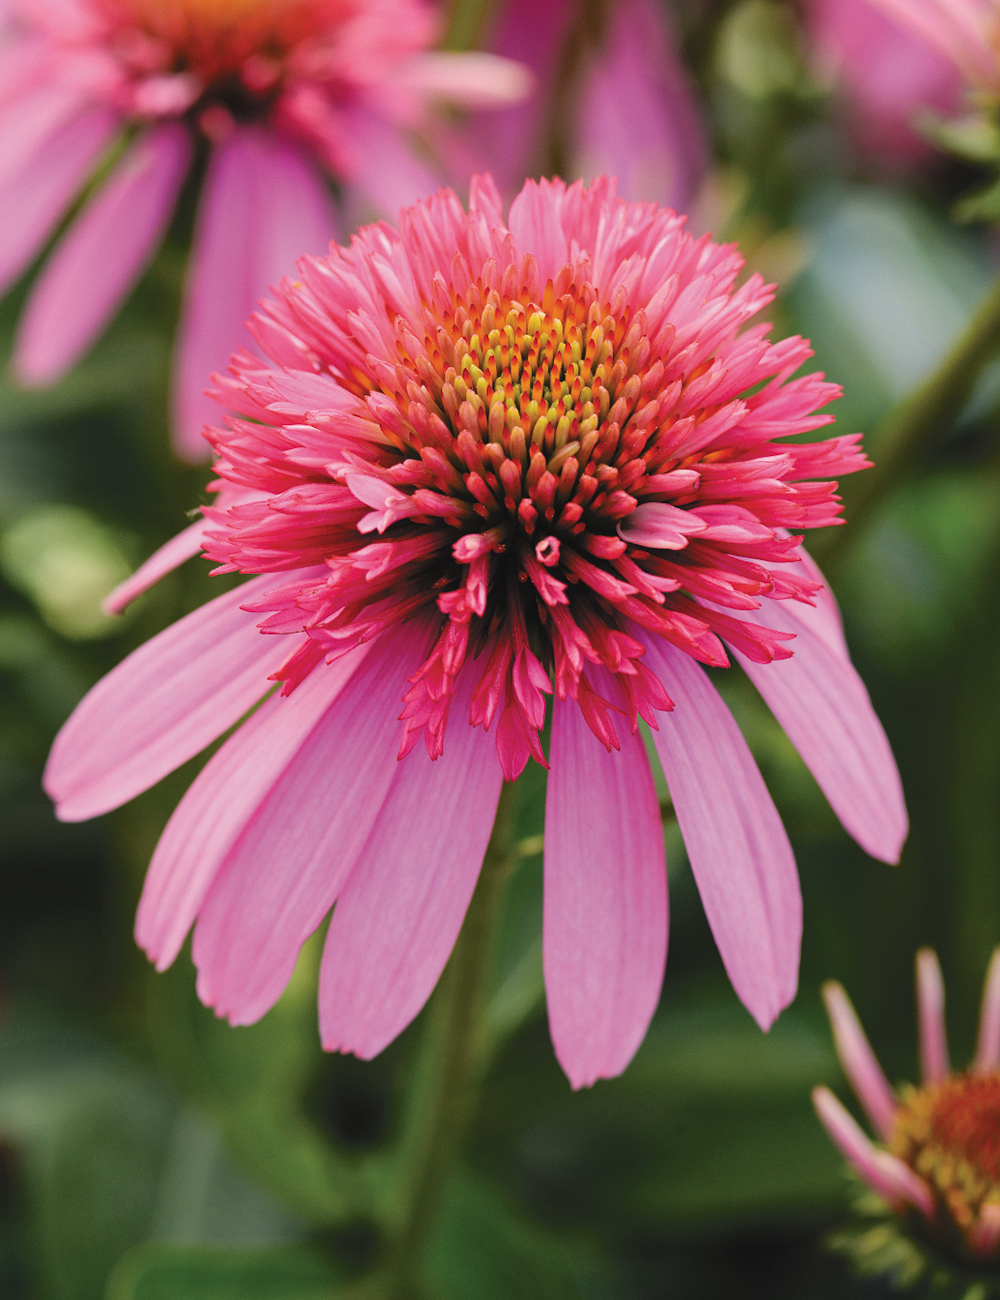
[
  {"xmin": 815, "ymin": 270, "xmax": 1000, "ymax": 570},
  {"xmin": 384, "ymin": 780, "xmax": 519, "ymax": 1299},
  {"xmin": 443, "ymin": 0, "xmax": 494, "ymax": 50}
]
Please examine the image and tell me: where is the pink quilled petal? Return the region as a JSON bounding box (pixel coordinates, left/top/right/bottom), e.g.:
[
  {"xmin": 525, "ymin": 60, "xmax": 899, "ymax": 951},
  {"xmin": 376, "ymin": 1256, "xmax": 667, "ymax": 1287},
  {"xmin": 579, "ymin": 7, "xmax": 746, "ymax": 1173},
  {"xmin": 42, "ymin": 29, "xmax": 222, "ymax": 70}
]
[
  {"xmin": 812, "ymin": 1085, "xmax": 935, "ymax": 1218},
  {"xmin": 639, "ymin": 632, "xmax": 801, "ymax": 1031},
  {"xmin": 14, "ymin": 122, "xmax": 191, "ymax": 385},
  {"xmin": 916, "ymin": 947, "xmax": 950, "ymax": 1082},
  {"xmin": 319, "ymin": 665, "xmax": 503, "ymax": 1059},
  {"xmin": 574, "ymin": 0, "xmax": 705, "ymax": 212},
  {"xmin": 135, "ymin": 643, "xmax": 369, "ymax": 972},
  {"xmin": 0, "ymin": 104, "xmax": 119, "ymax": 297},
  {"xmin": 192, "ymin": 616, "xmax": 435, "ymax": 1028},
  {"xmin": 721, "ymin": 587, "xmax": 908, "ymax": 865},
  {"xmin": 544, "ymin": 697, "xmax": 668, "ymax": 1089},
  {"xmin": 974, "ymin": 946, "xmax": 1000, "ymax": 1073},
  {"xmin": 340, "ymin": 105, "xmax": 440, "ymax": 220},
  {"xmin": 102, "ymin": 518, "xmax": 207, "ymax": 616},
  {"xmin": 395, "ymin": 51, "xmax": 532, "ymax": 109},
  {"xmin": 43, "ymin": 573, "xmax": 290, "ymax": 821},
  {"xmin": 618, "ymin": 501, "xmax": 708, "ymax": 549},
  {"xmin": 507, "ymin": 179, "xmax": 570, "ymax": 284},
  {"xmin": 822, "ymin": 980, "xmax": 897, "ymax": 1138},
  {"xmin": 173, "ymin": 126, "xmax": 337, "ymax": 461}
]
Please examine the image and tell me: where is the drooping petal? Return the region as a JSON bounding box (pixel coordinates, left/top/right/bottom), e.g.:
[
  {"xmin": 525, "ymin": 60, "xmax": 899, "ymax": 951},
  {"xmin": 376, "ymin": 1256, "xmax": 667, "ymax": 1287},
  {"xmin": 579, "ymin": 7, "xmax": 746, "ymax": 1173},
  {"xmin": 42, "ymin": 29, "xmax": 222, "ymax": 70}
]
[
  {"xmin": 340, "ymin": 105, "xmax": 439, "ymax": 220},
  {"xmin": 191, "ymin": 617, "xmax": 434, "ymax": 1028},
  {"xmin": 43, "ymin": 574, "xmax": 289, "ymax": 821},
  {"xmin": 318, "ymin": 665, "xmax": 503, "ymax": 1059},
  {"xmin": 102, "ymin": 519, "xmax": 208, "ymax": 616},
  {"xmin": 13, "ymin": 123, "xmax": 191, "ymax": 385},
  {"xmin": 135, "ymin": 644, "xmax": 369, "ymax": 972},
  {"xmin": 822, "ymin": 980, "xmax": 897, "ymax": 1138},
  {"xmin": 543, "ymin": 696, "xmax": 668, "ymax": 1089},
  {"xmin": 812, "ymin": 1086, "xmax": 935, "ymax": 1218},
  {"xmin": 173, "ymin": 126, "xmax": 336, "ymax": 460},
  {"xmin": 916, "ymin": 947, "xmax": 950, "ymax": 1082},
  {"xmin": 722, "ymin": 588, "xmax": 908, "ymax": 864},
  {"xmin": 974, "ymin": 946, "xmax": 1000, "ymax": 1073},
  {"xmin": 639, "ymin": 632, "xmax": 801, "ymax": 1030},
  {"xmin": 573, "ymin": 0, "xmax": 706, "ymax": 211},
  {"xmin": 0, "ymin": 104, "xmax": 119, "ymax": 295}
]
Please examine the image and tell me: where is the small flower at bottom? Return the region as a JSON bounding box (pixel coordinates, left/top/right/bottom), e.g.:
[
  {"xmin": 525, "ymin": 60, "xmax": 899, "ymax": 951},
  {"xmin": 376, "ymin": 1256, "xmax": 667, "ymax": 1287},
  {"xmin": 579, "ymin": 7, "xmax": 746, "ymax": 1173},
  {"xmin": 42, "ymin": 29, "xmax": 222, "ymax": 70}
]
[
  {"xmin": 815, "ymin": 948, "xmax": 1000, "ymax": 1294},
  {"xmin": 45, "ymin": 175, "xmax": 907, "ymax": 1089}
]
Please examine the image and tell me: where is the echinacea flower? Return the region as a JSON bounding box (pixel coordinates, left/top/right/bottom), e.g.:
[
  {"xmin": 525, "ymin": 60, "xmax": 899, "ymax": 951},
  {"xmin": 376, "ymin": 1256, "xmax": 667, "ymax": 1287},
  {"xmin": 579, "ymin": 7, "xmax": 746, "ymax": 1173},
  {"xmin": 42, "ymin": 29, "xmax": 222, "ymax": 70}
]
[
  {"xmin": 0, "ymin": 0, "xmax": 528, "ymax": 459},
  {"xmin": 44, "ymin": 175, "xmax": 907, "ymax": 1089},
  {"xmin": 806, "ymin": 0, "xmax": 963, "ymax": 166},
  {"xmin": 814, "ymin": 948, "xmax": 1000, "ymax": 1278}
]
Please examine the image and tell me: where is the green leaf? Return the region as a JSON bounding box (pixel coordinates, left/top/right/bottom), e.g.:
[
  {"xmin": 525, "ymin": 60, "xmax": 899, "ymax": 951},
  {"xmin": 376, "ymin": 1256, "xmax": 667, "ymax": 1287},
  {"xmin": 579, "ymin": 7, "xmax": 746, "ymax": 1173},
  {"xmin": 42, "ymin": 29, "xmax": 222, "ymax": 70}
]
[
  {"xmin": 423, "ymin": 1173, "xmax": 586, "ymax": 1300},
  {"xmin": 107, "ymin": 1245, "xmax": 341, "ymax": 1300}
]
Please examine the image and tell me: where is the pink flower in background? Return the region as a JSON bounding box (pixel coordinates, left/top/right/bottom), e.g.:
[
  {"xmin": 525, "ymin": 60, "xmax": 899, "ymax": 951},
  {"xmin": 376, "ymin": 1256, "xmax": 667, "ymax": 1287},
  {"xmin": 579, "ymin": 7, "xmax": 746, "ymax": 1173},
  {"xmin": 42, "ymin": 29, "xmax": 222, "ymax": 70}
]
[
  {"xmin": 45, "ymin": 175, "xmax": 906, "ymax": 1089},
  {"xmin": 815, "ymin": 949, "xmax": 1000, "ymax": 1260},
  {"xmin": 807, "ymin": 0, "xmax": 963, "ymax": 165},
  {"xmin": 447, "ymin": 0, "xmax": 705, "ymax": 212},
  {"xmin": 0, "ymin": 0, "xmax": 528, "ymax": 460},
  {"xmin": 864, "ymin": 0, "xmax": 1000, "ymax": 92}
]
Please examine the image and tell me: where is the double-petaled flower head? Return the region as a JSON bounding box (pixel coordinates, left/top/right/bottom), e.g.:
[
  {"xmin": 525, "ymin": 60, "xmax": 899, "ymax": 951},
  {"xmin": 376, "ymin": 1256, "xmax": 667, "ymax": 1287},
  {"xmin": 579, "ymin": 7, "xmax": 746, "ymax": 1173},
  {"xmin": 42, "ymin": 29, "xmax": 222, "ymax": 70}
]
[
  {"xmin": 45, "ymin": 175, "xmax": 907, "ymax": 1089},
  {"xmin": 0, "ymin": 0, "xmax": 526, "ymax": 457},
  {"xmin": 815, "ymin": 949, "xmax": 1000, "ymax": 1275}
]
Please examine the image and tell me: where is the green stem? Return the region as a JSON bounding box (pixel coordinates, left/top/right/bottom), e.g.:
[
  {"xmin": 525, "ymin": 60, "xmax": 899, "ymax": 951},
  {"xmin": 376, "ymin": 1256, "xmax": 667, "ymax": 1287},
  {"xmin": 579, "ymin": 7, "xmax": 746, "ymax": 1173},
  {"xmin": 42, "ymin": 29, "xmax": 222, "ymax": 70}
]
[
  {"xmin": 814, "ymin": 270, "xmax": 1000, "ymax": 570},
  {"xmin": 384, "ymin": 780, "xmax": 519, "ymax": 1299}
]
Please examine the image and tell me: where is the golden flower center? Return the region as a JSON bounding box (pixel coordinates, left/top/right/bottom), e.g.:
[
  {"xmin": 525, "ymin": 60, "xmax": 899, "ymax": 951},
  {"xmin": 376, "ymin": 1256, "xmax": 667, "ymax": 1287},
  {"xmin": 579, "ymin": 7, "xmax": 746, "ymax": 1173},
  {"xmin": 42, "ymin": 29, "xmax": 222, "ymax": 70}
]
[{"xmin": 891, "ymin": 1073, "xmax": 1000, "ymax": 1248}]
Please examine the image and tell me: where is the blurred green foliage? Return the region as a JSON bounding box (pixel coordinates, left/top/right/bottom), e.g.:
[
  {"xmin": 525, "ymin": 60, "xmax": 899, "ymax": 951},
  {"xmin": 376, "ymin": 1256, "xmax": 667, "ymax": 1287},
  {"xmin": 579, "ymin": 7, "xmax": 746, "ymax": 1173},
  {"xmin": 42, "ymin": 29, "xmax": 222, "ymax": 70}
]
[{"xmin": 4, "ymin": 0, "xmax": 1000, "ymax": 1297}]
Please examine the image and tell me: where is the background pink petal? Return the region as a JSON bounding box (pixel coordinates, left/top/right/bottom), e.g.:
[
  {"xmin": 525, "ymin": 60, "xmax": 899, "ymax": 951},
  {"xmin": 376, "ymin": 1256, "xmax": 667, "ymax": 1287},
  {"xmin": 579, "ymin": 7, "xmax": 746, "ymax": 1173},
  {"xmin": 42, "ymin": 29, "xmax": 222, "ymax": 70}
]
[
  {"xmin": 544, "ymin": 697, "xmax": 668, "ymax": 1089},
  {"xmin": 135, "ymin": 644, "xmax": 369, "ymax": 972},
  {"xmin": 319, "ymin": 665, "xmax": 503, "ymax": 1060},
  {"xmin": 916, "ymin": 947, "xmax": 950, "ymax": 1082},
  {"xmin": 192, "ymin": 618, "xmax": 434, "ymax": 1028},
  {"xmin": 721, "ymin": 591, "xmax": 908, "ymax": 864},
  {"xmin": 172, "ymin": 126, "xmax": 337, "ymax": 461},
  {"xmin": 340, "ymin": 105, "xmax": 440, "ymax": 219},
  {"xmin": 43, "ymin": 574, "xmax": 288, "ymax": 821},
  {"xmin": 574, "ymin": 0, "xmax": 706, "ymax": 211},
  {"xmin": 14, "ymin": 122, "xmax": 191, "ymax": 385},
  {"xmin": 639, "ymin": 633, "xmax": 801, "ymax": 1030},
  {"xmin": 822, "ymin": 980, "xmax": 898, "ymax": 1137},
  {"xmin": 0, "ymin": 104, "xmax": 119, "ymax": 296}
]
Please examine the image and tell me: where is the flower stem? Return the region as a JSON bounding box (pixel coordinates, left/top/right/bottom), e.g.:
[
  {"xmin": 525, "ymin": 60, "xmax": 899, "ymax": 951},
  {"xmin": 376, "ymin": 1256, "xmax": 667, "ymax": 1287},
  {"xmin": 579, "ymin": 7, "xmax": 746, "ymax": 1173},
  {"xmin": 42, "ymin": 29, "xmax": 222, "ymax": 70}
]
[
  {"xmin": 384, "ymin": 779, "xmax": 520, "ymax": 1299},
  {"xmin": 814, "ymin": 270, "xmax": 1000, "ymax": 571}
]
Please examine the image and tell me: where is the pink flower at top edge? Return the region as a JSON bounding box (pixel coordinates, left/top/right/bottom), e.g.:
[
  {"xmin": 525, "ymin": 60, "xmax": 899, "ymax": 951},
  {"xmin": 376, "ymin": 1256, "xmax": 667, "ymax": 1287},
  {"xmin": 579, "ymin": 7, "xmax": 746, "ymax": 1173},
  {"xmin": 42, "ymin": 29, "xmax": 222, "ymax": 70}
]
[
  {"xmin": 441, "ymin": 0, "xmax": 705, "ymax": 213},
  {"xmin": 45, "ymin": 174, "xmax": 908, "ymax": 1090},
  {"xmin": 815, "ymin": 948, "xmax": 1000, "ymax": 1261},
  {"xmin": 862, "ymin": 0, "xmax": 1000, "ymax": 95},
  {"xmin": 806, "ymin": 0, "xmax": 964, "ymax": 166},
  {"xmin": 0, "ymin": 0, "xmax": 528, "ymax": 460}
]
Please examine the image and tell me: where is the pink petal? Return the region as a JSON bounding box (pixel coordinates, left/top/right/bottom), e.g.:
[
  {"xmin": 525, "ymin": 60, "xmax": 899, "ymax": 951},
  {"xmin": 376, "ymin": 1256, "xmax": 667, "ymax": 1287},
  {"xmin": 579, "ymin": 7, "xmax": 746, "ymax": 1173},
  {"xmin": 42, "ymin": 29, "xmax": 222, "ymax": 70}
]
[
  {"xmin": 0, "ymin": 79, "xmax": 86, "ymax": 190},
  {"xmin": 14, "ymin": 123, "xmax": 190, "ymax": 385},
  {"xmin": 617, "ymin": 501, "xmax": 708, "ymax": 550},
  {"xmin": 318, "ymin": 666, "xmax": 503, "ymax": 1059},
  {"xmin": 574, "ymin": 0, "xmax": 706, "ymax": 211},
  {"xmin": 639, "ymin": 633, "xmax": 801, "ymax": 1030},
  {"xmin": 812, "ymin": 1085, "xmax": 934, "ymax": 1218},
  {"xmin": 43, "ymin": 574, "xmax": 289, "ymax": 821},
  {"xmin": 173, "ymin": 126, "xmax": 337, "ymax": 461},
  {"xmin": 543, "ymin": 698, "xmax": 668, "ymax": 1089},
  {"xmin": 135, "ymin": 644, "xmax": 369, "ymax": 972},
  {"xmin": 822, "ymin": 980, "xmax": 897, "ymax": 1138},
  {"xmin": 916, "ymin": 947, "xmax": 949, "ymax": 1082},
  {"xmin": 723, "ymin": 590, "xmax": 908, "ymax": 864},
  {"xmin": 507, "ymin": 179, "xmax": 570, "ymax": 282},
  {"xmin": 974, "ymin": 946, "xmax": 1000, "ymax": 1073},
  {"xmin": 0, "ymin": 104, "xmax": 119, "ymax": 296},
  {"xmin": 191, "ymin": 617, "xmax": 434, "ymax": 1028},
  {"xmin": 340, "ymin": 105, "xmax": 439, "ymax": 219},
  {"xmin": 102, "ymin": 519, "xmax": 206, "ymax": 616},
  {"xmin": 395, "ymin": 51, "xmax": 533, "ymax": 108}
]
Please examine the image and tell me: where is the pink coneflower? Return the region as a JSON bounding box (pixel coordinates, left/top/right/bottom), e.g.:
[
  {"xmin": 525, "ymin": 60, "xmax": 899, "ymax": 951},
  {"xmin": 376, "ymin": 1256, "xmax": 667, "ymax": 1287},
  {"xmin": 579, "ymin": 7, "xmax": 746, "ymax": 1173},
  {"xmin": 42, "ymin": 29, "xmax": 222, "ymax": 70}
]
[
  {"xmin": 864, "ymin": 0, "xmax": 1000, "ymax": 94},
  {"xmin": 0, "ymin": 0, "xmax": 527, "ymax": 459},
  {"xmin": 806, "ymin": 0, "xmax": 963, "ymax": 165},
  {"xmin": 44, "ymin": 175, "xmax": 907, "ymax": 1089},
  {"xmin": 815, "ymin": 949, "xmax": 1000, "ymax": 1266}
]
